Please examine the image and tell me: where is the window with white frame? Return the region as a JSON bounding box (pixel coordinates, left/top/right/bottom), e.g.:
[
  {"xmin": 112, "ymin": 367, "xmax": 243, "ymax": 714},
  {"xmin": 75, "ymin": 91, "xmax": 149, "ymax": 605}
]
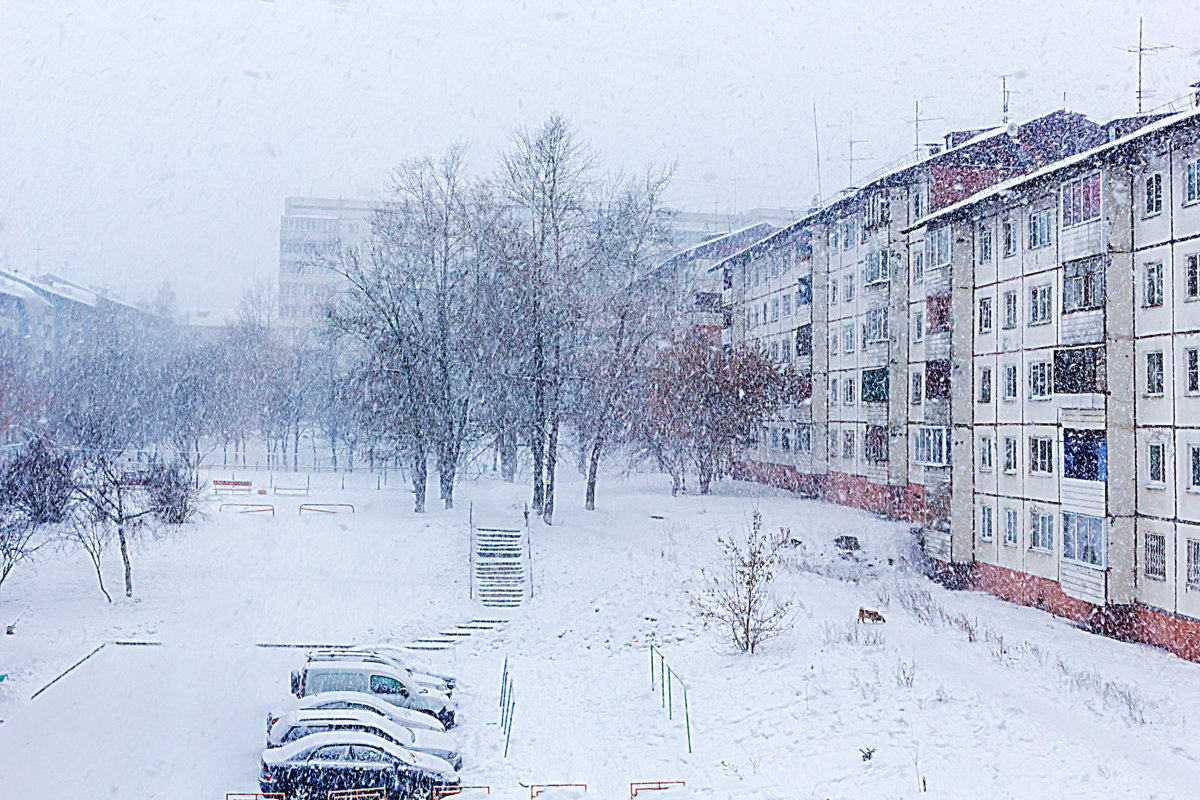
[
  {"xmin": 1187, "ymin": 347, "xmax": 1199, "ymax": 394},
  {"xmin": 1146, "ymin": 351, "xmax": 1164, "ymax": 396},
  {"xmin": 980, "ymin": 436, "xmax": 993, "ymax": 471},
  {"xmin": 771, "ymin": 298, "xmax": 779, "ymax": 321},
  {"xmin": 1003, "ymin": 220, "xmax": 1017, "ymax": 256},
  {"xmin": 1190, "ymin": 444, "xmax": 1200, "ymax": 490},
  {"xmin": 1145, "ymin": 532, "xmax": 1167, "ymax": 581},
  {"xmin": 1188, "ymin": 539, "xmax": 1200, "ymax": 590},
  {"xmin": 843, "ymin": 430, "xmax": 855, "ymax": 459},
  {"xmin": 1029, "ymin": 436, "xmax": 1053, "ymax": 474},
  {"xmin": 830, "ymin": 331, "xmax": 839, "ymax": 356},
  {"xmin": 830, "ymin": 229, "xmax": 839, "ymax": 251},
  {"xmin": 980, "ymin": 505, "xmax": 994, "ymax": 542},
  {"xmin": 1029, "ymin": 284, "xmax": 1052, "ymax": 325},
  {"xmin": 1146, "ymin": 173, "xmax": 1163, "ymax": 216},
  {"xmin": 864, "ymin": 425, "xmax": 888, "ymax": 463},
  {"xmin": 830, "ymin": 279, "xmax": 838, "ymax": 305},
  {"xmin": 844, "ymin": 274, "xmax": 856, "ymax": 301},
  {"xmin": 1031, "ymin": 509, "xmax": 1054, "ymax": 551},
  {"xmin": 771, "ymin": 341, "xmax": 779, "ymax": 362},
  {"xmin": 864, "ymin": 249, "xmax": 890, "ymax": 284},
  {"xmin": 911, "ymin": 371, "xmax": 923, "ymax": 405},
  {"xmin": 979, "ymin": 367, "xmax": 992, "ymax": 403},
  {"xmin": 979, "ymin": 296, "xmax": 993, "ymax": 333},
  {"xmin": 1062, "ymin": 172, "xmax": 1102, "ymax": 227},
  {"xmin": 1003, "ymin": 290, "xmax": 1018, "ymax": 329},
  {"xmin": 1028, "ymin": 208, "xmax": 1053, "ymax": 249},
  {"xmin": 1149, "ymin": 441, "xmax": 1166, "ymax": 485},
  {"xmin": 911, "ymin": 249, "xmax": 924, "ymax": 284},
  {"xmin": 770, "ymin": 427, "xmax": 779, "ymax": 449},
  {"xmin": 797, "ymin": 424, "xmax": 812, "ymax": 453},
  {"xmin": 782, "ymin": 293, "xmax": 792, "ymax": 317},
  {"xmin": 782, "ymin": 338, "xmax": 792, "ymax": 362},
  {"xmin": 845, "ymin": 377, "xmax": 856, "ymax": 405},
  {"xmin": 1063, "ymin": 256, "xmax": 1105, "ymax": 312},
  {"xmin": 926, "ymin": 226, "xmax": 951, "ymax": 268},
  {"xmin": 914, "ymin": 426, "xmax": 951, "ymax": 466},
  {"xmin": 844, "ymin": 324, "xmax": 855, "ymax": 353},
  {"xmin": 864, "ymin": 307, "xmax": 889, "ymax": 342},
  {"xmin": 1187, "ymin": 159, "xmax": 1200, "ymax": 205},
  {"xmin": 781, "ymin": 428, "xmax": 791, "ymax": 451},
  {"xmin": 1004, "ymin": 363, "xmax": 1018, "ymax": 401},
  {"xmin": 1188, "ymin": 254, "xmax": 1200, "ymax": 300},
  {"xmin": 979, "ymin": 226, "xmax": 993, "ymax": 262},
  {"xmin": 843, "ymin": 220, "xmax": 855, "ymax": 250},
  {"xmin": 1004, "ymin": 507, "xmax": 1018, "ymax": 545},
  {"xmin": 1145, "ymin": 262, "xmax": 1163, "ymax": 307},
  {"xmin": 1004, "ymin": 436, "xmax": 1018, "ymax": 473},
  {"xmin": 913, "ymin": 311, "xmax": 924, "ymax": 343},
  {"xmin": 862, "ymin": 367, "xmax": 888, "ymax": 402},
  {"xmin": 1063, "ymin": 512, "xmax": 1104, "ymax": 566},
  {"xmin": 830, "ymin": 377, "xmax": 839, "ymax": 404},
  {"xmin": 1029, "ymin": 361, "xmax": 1052, "ymax": 399}
]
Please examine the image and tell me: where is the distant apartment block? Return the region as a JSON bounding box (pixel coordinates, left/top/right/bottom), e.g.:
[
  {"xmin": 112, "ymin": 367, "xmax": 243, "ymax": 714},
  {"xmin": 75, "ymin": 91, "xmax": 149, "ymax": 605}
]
[{"xmin": 278, "ymin": 197, "xmax": 375, "ymax": 331}]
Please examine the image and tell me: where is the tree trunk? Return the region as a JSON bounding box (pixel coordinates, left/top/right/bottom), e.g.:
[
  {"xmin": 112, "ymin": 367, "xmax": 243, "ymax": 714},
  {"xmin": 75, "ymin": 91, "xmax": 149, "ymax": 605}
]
[
  {"xmin": 543, "ymin": 413, "xmax": 559, "ymax": 525},
  {"xmin": 585, "ymin": 434, "xmax": 603, "ymax": 511},
  {"xmin": 118, "ymin": 523, "xmax": 133, "ymax": 598},
  {"xmin": 530, "ymin": 430, "xmax": 544, "ymax": 512},
  {"xmin": 500, "ymin": 431, "xmax": 516, "ymax": 483},
  {"xmin": 330, "ymin": 432, "xmax": 339, "ymax": 472},
  {"xmin": 412, "ymin": 448, "xmax": 427, "ymax": 513},
  {"xmin": 293, "ymin": 424, "xmax": 300, "ymax": 472}
]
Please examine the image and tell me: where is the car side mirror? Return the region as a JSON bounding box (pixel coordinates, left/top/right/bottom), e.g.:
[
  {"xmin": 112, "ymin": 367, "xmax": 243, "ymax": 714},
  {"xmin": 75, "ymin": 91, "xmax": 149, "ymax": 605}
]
[
  {"xmin": 290, "ymin": 670, "xmax": 301, "ymax": 697},
  {"xmin": 400, "ymin": 687, "xmax": 409, "ymax": 698}
]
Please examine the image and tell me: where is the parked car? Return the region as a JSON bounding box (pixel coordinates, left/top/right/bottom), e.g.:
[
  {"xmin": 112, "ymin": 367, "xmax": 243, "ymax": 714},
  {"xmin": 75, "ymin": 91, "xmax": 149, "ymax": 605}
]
[
  {"xmin": 306, "ymin": 648, "xmax": 454, "ymax": 696},
  {"xmin": 260, "ymin": 731, "xmax": 458, "ymax": 799},
  {"xmin": 266, "ymin": 708, "xmax": 462, "ymax": 769},
  {"xmin": 268, "ymin": 691, "xmax": 446, "ymax": 735},
  {"xmin": 291, "ymin": 660, "xmax": 456, "ymax": 728},
  {"xmin": 347, "ymin": 644, "xmax": 457, "ymax": 689}
]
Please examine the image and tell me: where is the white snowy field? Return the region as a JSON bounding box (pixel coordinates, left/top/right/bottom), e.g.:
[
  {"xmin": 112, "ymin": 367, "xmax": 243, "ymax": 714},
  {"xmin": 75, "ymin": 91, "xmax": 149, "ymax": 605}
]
[{"xmin": 1, "ymin": 468, "xmax": 1199, "ymax": 799}]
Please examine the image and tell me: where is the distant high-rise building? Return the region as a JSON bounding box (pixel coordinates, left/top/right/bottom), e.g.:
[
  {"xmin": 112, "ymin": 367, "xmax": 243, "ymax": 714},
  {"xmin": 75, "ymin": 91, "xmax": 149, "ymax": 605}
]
[{"xmin": 278, "ymin": 197, "xmax": 375, "ymax": 332}]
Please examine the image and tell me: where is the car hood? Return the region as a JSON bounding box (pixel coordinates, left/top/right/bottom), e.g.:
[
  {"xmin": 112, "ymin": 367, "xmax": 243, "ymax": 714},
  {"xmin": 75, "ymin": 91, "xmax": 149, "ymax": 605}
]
[
  {"xmin": 403, "ymin": 748, "xmax": 458, "ymax": 779},
  {"xmin": 408, "ymin": 727, "xmax": 457, "ymax": 754}
]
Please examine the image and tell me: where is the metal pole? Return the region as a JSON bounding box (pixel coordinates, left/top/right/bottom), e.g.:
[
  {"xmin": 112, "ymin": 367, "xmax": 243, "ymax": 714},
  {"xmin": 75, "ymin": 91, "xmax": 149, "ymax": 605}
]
[
  {"xmin": 668, "ymin": 668, "xmax": 673, "ymax": 720},
  {"xmin": 684, "ymin": 689, "xmax": 692, "ymax": 754},
  {"xmin": 649, "ymin": 644, "xmax": 655, "ymax": 688},
  {"xmin": 504, "ymin": 699, "xmax": 514, "ymax": 758},
  {"xmin": 660, "ymin": 654, "xmax": 666, "ymax": 708}
]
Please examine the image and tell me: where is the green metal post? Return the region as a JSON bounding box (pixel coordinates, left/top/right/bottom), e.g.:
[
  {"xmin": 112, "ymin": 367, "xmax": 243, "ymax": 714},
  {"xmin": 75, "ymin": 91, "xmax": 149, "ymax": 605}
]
[
  {"xmin": 649, "ymin": 644, "xmax": 654, "ymax": 689},
  {"xmin": 683, "ymin": 688, "xmax": 692, "ymax": 754},
  {"xmin": 667, "ymin": 668, "xmax": 673, "ymax": 719},
  {"xmin": 660, "ymin": 654, "xmax": 666, "ymax": 708}
]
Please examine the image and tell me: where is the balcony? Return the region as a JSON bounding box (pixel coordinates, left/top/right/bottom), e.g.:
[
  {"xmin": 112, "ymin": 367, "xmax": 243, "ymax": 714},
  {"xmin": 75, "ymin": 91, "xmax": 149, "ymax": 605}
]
[
  {"xmin": 924, "ymin": 330, "xmax": 951, "ymax": 361},
  {"xmin": 1060, "ymin": 309, "xmax": 1104, "ymax": 346}
]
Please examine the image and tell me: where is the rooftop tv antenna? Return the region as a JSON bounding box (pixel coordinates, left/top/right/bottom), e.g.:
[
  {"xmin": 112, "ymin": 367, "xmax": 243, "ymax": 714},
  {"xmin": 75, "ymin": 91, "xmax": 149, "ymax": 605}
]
[
  {"xmin": 844, "ymin": 113, "xmax": 869, "ymax": 189},
  {"xmin": 997, "ymin": 74, "xmax": 1019, "ymax": 125},
  {"xmin": 812, "ymin": 100, "xmax": 824, "ymax": 201},
  {"xmin": 1123, "ymin": 17, "xmax": 1172, "ymax": 113},
  {"xmin": 912, "ymin": 98, "xmax": 943, "ymax": 153}
]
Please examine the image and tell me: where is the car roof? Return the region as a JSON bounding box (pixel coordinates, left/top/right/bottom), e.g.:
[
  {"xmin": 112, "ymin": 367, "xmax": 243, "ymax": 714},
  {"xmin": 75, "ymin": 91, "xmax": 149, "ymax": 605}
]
[
  {"xmin": 290, "ymin": 692, "xmax": 445, "ymax": 731},
  {"xmin": 264, "ymin": 731, "xmax": 413, "ymax": 763},
  {"xmin": 306, "ymin": 660, "xmax": 404, "ymax": 676},
  {"xmin": 286, "ymin": 709, "xmax": 418, "ymax": 740}
]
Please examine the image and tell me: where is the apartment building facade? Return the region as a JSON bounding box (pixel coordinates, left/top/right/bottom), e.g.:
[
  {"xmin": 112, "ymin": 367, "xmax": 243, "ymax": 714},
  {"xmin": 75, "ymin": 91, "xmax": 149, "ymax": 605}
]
[
  {"xmin": 906, "ymin": 108, "xmax": 1200, "ymax": 658},
  {"xmin": 278, "ymin": 197, "xmax": 376, "ymax": 332}
]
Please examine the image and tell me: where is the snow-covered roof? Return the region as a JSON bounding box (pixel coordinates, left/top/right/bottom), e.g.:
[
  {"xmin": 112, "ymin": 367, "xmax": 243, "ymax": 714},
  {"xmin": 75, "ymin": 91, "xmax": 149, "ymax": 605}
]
[
  {"xmin": 657, "ymin": 220, "xmax": 777, "ymax": 266},
  {"xmin": 705, "ymin": 220, "xmax": 809, "ymax": 272},
  {"xmin": 905, "ymin": 106, "xmax": 1200, "ymax": 233},
  {"xmin": 0, "ymin": 272, "xmax": 51, "ymax": 312},
  {"xmin": 2, "ymin": 271, "xmax": 100, "ymax": 308}
]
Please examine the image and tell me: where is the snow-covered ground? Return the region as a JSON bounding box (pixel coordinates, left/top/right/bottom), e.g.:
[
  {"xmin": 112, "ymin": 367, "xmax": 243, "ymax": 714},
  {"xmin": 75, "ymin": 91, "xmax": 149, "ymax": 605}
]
[{"xmin": 1, "ymin": 467, "xmax": 1199, "ymax": 799}]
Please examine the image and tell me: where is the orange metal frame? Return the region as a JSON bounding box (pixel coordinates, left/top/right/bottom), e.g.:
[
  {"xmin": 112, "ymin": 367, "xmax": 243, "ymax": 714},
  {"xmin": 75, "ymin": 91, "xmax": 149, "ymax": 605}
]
[
  {"xmin": 299, "ymin": 503, "xmax": 356, "ymax": 514},
  {"xmin": 631, "ymin": 780, "xmax": 686, "ymax": 797},
  {"xmin": 218, "ymin": 503, "xmax": 275, "ymax": 516}
]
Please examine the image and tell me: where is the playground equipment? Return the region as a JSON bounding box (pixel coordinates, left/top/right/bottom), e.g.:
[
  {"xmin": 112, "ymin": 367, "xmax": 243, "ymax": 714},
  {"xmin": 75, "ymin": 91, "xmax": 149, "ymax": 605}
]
[
  {"xmin": 213, "ymin": 479, "xmax": 252, "ymax": 494},
  {"xmin": 273, "ymin": 474, "xmax": 310, "ymax": 495},
  {"xmin": 218, "ymin": 503, "xmax": 275, "ymax": 516},
  {"xmin": 530, "ymin": 785, "xmax": 587, "ymax": 798},
  {"xmin": 649, "ymin": 644, "xmax": 693, "ymax": 754},
  {"xmin": 299, "ymin": 503, "xmax": 355, "ymax": 515},
  {"xmin": 631, "ymin": 782, "xmax": 686, "ymax": 797},
  {"xmin": 326, "ymin": 790, "xmax": 385, "ymax": 800}
]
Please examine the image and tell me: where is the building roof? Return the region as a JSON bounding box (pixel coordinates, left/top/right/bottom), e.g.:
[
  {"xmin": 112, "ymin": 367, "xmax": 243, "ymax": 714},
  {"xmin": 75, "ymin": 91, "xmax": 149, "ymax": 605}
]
[
  {"xmin": 0, "ymin": 272, "xmax": 51, "ymax": 312},
  {"xmin": 656, "ymin": 220, "xmax": 778, "ymax": 268},
  {"xmin": 903, "ymin": 106, "xmax": 1200, "ymax": 233}
]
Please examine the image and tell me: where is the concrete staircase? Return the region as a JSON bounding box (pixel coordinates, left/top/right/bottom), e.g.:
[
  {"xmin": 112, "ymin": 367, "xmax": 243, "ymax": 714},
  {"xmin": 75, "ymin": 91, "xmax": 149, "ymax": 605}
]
[{"xmin": 473, "ymin": 527, "xmax": 528, "ymax": 608}]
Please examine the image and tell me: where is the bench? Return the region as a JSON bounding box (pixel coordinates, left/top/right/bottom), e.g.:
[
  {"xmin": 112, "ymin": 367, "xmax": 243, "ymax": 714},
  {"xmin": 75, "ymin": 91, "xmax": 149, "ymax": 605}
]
[{"xmin": 213, "ymin": 479, "xmax": 252, "ymax": 494}]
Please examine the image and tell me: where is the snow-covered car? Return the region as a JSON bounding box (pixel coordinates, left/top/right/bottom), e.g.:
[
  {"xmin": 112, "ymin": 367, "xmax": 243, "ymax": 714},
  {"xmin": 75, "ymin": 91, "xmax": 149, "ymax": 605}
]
[
  {"xmin": 265, "ymin": 708, "xmax": 462, "ymax": 769},
  {"xmin": 259, "ymin": 731, "xmax": 458, "ymax": 798},
  {"xmin": 269, "ymin": 691, "xmax": 446, "ymax": 734},
  {"xmin": 291, "ymin": 660, "xmax": 456, "ymax": 728},
  {"xmin": 306, "ymin": 647, "xmax": 455, "ymax": 696}
]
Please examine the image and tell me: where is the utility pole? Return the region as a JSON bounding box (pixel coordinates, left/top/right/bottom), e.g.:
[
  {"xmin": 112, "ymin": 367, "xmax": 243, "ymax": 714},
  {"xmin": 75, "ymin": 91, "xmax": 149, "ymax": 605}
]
[
  {"xmin": 812, "ymin": 100, "xmax": 823, "ymax": 201},
  {"xmin": 1123, "ymin": 17, "xmax": 1171, "ymax": 114},
  {"xmin": 845, "ymin": 113, "xmax": 869, "ymax": 189}
]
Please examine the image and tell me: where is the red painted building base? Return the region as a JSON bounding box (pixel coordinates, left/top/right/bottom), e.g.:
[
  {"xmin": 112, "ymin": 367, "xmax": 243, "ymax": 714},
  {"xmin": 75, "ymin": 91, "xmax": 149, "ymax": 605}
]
[{"xmin": 736, "ymin": 461, "xmax": 927, "ymax": 523}]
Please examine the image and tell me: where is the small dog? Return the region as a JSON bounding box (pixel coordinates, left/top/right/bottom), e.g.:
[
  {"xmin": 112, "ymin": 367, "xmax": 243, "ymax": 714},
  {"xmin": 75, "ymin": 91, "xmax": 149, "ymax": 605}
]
[{"xmin": 858, "ymin": 607, "xmax": 885, "ymax": 624}]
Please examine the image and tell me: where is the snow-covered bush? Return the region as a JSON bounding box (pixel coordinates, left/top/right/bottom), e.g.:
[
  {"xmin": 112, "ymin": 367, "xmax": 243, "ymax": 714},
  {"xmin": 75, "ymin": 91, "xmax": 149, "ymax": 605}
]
[{"xmin": 690, "ymin": 512, "xmax": 794, "ymax": 653}]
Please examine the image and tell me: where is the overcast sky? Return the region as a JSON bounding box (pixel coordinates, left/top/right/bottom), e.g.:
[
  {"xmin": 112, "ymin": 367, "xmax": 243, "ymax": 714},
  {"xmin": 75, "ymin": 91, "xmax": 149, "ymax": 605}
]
[{"xmin": 2, "ymin": 0, "xmax": 1198, "ymax": 317}]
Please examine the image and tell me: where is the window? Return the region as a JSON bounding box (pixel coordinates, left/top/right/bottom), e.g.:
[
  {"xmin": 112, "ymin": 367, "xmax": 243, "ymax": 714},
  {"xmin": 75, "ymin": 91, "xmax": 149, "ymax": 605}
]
[
  {"xmin": 925, "ymin": 360, "xmax": 950, "ymax": 399},
  {"xmin": 370, "ymin": 675, "xmax": 408, "ymax": 696},
  {"xmin": 830, "ymin": 279, "xmax": 838, "ymax": 305},
  {"xmin": 798, "ymin": 276, "xmax": 812, "ymax": 305},
  {"xmin": 771, "ymin": 298, "xmax": 779, "ymax": 321},
  {"xmin": 911, "ymin": 249, "xmax": 924, "ymax": 284},
  {"xmin": 1188, "ymin": 255, "xmax": 1199, "ymax": 300},
  {"xmin": 1003, "ymin": 290, "xmax": 1018, "ymax": 329},
  {"xmin": 912, "ymin": 188, "xmax": 924, "ymax": 219},
  {"xmin": 979, "ymin": 296, "xmax": 993, "ymax": 333},
  {"xmin": 1148, "ymin": 441, "xmax": 1166, "ymax": 485},
  {"xmin": 842, "ymin": 430, "xmax": 855, "ymax": 459},
  {"xmin": 797, "ymin": 424, "xmax": 812, "ymax": 453},
  {"xmin": 1053, "ymin": 347, "xmax": 1106, "ymax": 394},
  {"xmin": 1062, "ymin": 256, "xmax": 1105, "ymax": 312},
  {"xmin": 1031, "ymin": 510, "xmax": 1054, "ymax": 551},
  {"xmin": 1062, "ymin": 172, "xmax": 1102, "ymax": 227},
  {"xmin": 1004, "ymin": 437, "xmax": 1018, "ymax": 473},
  {"xmin": 844, "ymin": 274, "xmax": 855, "ymax": 301},
  {"xmin": 926, "ymin": 226, "xmax": 950, "ymax": 268},
  {"xmin": 1029, "ymin": 361, "xmax": 1052, "ymax": 399},
  {"xmin": 771, "ymin": 427, "xmax": 779, "ymax": 449},
  {"xmin": 844, "ymin": 325, "xmax": 856, "ymax": 353},
  {"xmin": 980, "ymin": 505, "xmax": 994, "ymax": 542},
  {"xmin": 979, "ymin": 367, "xmax": 992, "ymax": 403},
  {"xmin": 1028, "ymin": 208, "xmax": 1053, "ymax": 249},
  {"xmin": 864, "ymin": 249, "xmax": 890, "ymax": 284},
  {"xmin": 1189, "ymin": 159, "xmax": 1200, "ymax": 205},
  {"xmin": 771, "ymin": 341, "xmax": 780, "ymax": 362},
  {"xmin": 1145, "ymin": 532, "xmax": 1167, "ymax": 581},
  {"xmin": 1063, "ymin": 429, "xmax": 1107, "ymax": 481},
  {"xmin": 844, "ymin": 377, "xmax": 856, "ymax": 405},
  {"xmin": 914, "ymin": 426, "xmax": 951, "ymax": 466},
  {"xmin": 865, "ymin": 425, "xmax": 888, "ymax": 463},
  {"xmin": 781, "ymin": 427, "xmax": 791, "ymax": 451},
  {"xmin": 1003, "ymin": 220, "xmax": 1017, "ymax": 256},
  {"xmin": 979, "ymin": 226, "xmax": 993, "ymax": 262},
  {"xmin": 1029, "ymin": 284, "xmax": 1052, "ymax": 325},
  {"xmin": 862, "ymin": 367, "xmax": 889, "ymax": 402},
  {"xmin": 746, "ymin": 310, "xmax": 753, "ymax": 330},
  {"xmin": 830, "ymin": 377, "xmax": 838, "ymax": 404},
  {"xmin": 980, "ymin": 436, "xmax": 993, "ymax": 471},
  {"xmin": 1146, "ymin": 351, "xmax": 1164, "ymax": 396},
  {"xmin": 927, "ymin": 293, "xmax": 951, "ymax": 334},
  {"xmin": 1145, "ymin": 173, "xmax": 1163, "ymax": 215},
  {"xmin": 782, "ymin": 338, "xmax": 792, "ymax": 362},
  {"xmin": 1189, "ymin": 539, "xmax": 1200, "ymax": 590},
  {"xmin": 911, "ymin": 371, "xmax": 923, "ymax": 404},
  {"xmin": 830, "ymin": 331, "xmax": 839, "ymax": 356},
  {"xmin": 1188, "ymin": 348, "xmax": 1200, "ymax": 394},
  {"xmin": 1062, "ymin": 512, "xmax": 1104, "ymax": 566},
  {"xmin": 1004, "ymin": 507, "xmax": 1019, "ymax": 545},
  {"xmin": 1029, "ymin": 436, "xmax": 1053, "ymax": 474},
  {"xmin": 1003, "ymin": 364, "xmax": 1018, "ymax": 401},
  {"xmin": 843, "ymin": 220, "xmax": 855, "ymax": 250},
  {"xmin": 830, "ymin": 229, "xmax": 839, "ymax": 251},
  {"xmin": 796, "ymin": 325, "xmax": 812, "ymax": 356},
  {"xmin": 864, "ymin": 307, "xmax": 889, "ymax": 342},
  {"xmin": 1191, "ymin": 445, "xmax": 1200, "ymax": 490},
  {"xmin": 1144, "ymin": 262, "xmax": 1163, "ymax": 307},
  {"xmin": 912, "ymin": 311, "xmax": 924, "ymax": 343}
]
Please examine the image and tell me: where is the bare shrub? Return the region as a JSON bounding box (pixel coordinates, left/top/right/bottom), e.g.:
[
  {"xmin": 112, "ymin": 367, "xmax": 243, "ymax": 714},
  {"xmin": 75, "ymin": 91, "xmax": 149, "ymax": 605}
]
[
  {"xmin": 690, "ymin": 511, "xmax": 794, "ymax": 653},
  {"xmin": 893, "ymin": 658, "xmax": 916, "ymax": 688}
]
